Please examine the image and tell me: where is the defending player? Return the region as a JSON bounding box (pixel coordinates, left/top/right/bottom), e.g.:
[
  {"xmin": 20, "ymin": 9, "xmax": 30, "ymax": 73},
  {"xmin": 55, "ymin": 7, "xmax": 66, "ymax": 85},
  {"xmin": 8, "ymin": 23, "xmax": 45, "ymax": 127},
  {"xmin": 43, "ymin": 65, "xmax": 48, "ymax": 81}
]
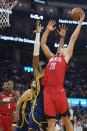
[
  {"xmin": 15, "ymin": 21, "xmax": 46, "ymax": 131},
  {"xmin": 28, "ymin": 21, "xmax": 46, "ymax": 130},
  {"xmin": 41, "ymin": 12, "xmax": 85, "ymax": 131},
  {"xmin": 15, "ymin": 79, "xmax": 36, "ymax": 131}
]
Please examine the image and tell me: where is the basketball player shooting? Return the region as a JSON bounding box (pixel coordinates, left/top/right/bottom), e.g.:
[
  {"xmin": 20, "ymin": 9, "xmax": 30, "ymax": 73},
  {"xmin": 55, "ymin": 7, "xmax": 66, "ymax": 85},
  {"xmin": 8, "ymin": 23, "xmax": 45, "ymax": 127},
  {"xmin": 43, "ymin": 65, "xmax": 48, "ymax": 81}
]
[
  {"xmin": 30, "ymin": 21, "xmax": 68, "ymax": 130},
  {"xmin": 41, "ymin": 11, "xmax": 85, "ymax": 131}
]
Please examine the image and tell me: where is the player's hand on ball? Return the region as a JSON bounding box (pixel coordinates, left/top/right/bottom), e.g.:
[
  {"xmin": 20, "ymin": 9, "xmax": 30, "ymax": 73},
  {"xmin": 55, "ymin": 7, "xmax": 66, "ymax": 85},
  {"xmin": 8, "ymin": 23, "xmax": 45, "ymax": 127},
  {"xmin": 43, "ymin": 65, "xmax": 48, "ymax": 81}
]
[
  {"xmin": 71, "ymin": 8, "xmax": 84, "ymax": 21},
  {"xmin": 80, "ymin": 11, "xmax": 85, "ymax": 23},
  {"xmin": 47, "ymin": 20, "xmax": 56, "ymax": 31}
]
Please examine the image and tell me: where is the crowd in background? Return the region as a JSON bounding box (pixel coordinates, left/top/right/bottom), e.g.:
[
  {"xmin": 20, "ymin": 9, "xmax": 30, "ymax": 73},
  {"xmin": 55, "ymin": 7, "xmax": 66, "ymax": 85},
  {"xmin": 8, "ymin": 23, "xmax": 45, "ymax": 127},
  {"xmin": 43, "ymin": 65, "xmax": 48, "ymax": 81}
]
[
  {"xmin": 65, "ymin": 61, "xmax": 87, "ymax": 99},
  {"xmin": 0, "ymin": 59, "xmax": 87, "ymax": 98},
  {"xmin": 0, "ymin": 59, "xmax": 33, "ymax": 94}
]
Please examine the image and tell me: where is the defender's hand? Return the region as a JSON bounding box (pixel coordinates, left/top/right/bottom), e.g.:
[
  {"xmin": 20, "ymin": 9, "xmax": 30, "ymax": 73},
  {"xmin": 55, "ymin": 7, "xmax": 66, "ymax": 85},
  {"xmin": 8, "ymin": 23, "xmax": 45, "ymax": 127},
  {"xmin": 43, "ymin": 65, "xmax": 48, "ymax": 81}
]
[
  {"xmin": 36, "ymin": 21, "xmax": 43, "ymax": 33},
  {"xmin": 57, "ymin": 24, "xmax": 68, "ymax": 37},
  {"xmin": 46, "ymin": 20, "xmax": 56, "ymax": 31}
]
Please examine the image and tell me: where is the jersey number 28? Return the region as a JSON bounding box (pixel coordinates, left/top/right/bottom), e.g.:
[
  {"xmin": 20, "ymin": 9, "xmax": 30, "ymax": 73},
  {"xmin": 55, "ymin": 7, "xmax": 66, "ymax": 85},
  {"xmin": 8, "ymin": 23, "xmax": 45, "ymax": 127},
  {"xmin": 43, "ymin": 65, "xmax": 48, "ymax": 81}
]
[{"xmin": 49, "ymin": 62, "xmax": 56, "ymax": 70}]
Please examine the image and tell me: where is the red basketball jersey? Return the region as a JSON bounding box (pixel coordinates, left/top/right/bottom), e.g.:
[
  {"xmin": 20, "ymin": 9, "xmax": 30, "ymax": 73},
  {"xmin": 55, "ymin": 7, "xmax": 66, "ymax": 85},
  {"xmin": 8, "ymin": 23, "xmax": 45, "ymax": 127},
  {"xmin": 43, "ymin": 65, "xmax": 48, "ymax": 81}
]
[
  {"xmin": 0, "ymin": 92, "xmax": 16, "ymax": 116},
  {"xmin": 42, "ymin": 55, "xmax": 68, "ymax": 88}
]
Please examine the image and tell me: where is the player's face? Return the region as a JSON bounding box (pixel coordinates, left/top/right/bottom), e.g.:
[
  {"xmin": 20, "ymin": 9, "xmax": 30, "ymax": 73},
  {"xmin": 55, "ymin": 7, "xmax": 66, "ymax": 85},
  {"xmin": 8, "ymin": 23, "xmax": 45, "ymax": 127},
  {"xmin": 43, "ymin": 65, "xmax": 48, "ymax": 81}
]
[
  {"xmin": 3, "ymin": 82, "xmax": 9, "ymax": 91},
  {"xmin": 57, "ymin": 47, "xmax": 67, "ymax": 55},
  {"xmin": 8, "ymin": 81, "xmax": 14, "ymax": 90},
  {"xmin": 31, "ymin": 80, "xmax": 36, "ymax": 90}
]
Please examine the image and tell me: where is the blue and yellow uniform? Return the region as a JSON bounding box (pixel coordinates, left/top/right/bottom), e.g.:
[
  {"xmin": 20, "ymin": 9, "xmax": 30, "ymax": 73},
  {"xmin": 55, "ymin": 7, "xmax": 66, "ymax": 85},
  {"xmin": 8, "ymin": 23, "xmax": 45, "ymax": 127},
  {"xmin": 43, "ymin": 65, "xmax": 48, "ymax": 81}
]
[
  {"xmin": 28, "ymin": 72, "xmax": 46, "ymax": 129},
  {"xmin": 15, "ymin": 98, "xmax": 32, "ymax": 131}
]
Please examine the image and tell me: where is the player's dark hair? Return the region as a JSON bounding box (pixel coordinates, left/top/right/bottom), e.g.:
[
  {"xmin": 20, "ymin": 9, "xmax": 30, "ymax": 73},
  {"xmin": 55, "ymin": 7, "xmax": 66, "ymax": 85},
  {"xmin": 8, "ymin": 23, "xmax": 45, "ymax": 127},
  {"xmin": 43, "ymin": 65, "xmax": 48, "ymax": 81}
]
[
  {"xmin": 3, "ymin": 81, "xmax": 9, "ymax": 85},
  {"xmin": 31, "ymin": 78, "xmax": 36, "ymax": 84},
  {"xmin": 8, "ymin": 80, "xmax": 14, "ymax": 83}
]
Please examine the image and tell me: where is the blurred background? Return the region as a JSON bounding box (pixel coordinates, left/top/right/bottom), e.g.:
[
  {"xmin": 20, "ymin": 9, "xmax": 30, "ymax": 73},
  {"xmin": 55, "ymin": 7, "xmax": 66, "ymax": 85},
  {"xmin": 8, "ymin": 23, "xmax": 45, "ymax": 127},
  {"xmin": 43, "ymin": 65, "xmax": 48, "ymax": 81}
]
[
  {"xmin": 0, "ymin": 0, "xmax": 87, "ymax": 65},
  {"xmin": 0, "ymin": 0, "xmax": 87, "ymax": 130}
]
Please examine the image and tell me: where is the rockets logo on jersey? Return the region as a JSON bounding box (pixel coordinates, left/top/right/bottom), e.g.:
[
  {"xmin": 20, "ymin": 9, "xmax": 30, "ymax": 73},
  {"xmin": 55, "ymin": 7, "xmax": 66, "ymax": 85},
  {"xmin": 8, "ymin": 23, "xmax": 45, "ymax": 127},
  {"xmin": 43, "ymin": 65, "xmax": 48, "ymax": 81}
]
[
  {"xmin": 49, "ymin": 56, "xmax": 62, "ymax": 70},
  {"xmin": 49, "ymin": 56, "xmax": 62, "ymax": 63}
]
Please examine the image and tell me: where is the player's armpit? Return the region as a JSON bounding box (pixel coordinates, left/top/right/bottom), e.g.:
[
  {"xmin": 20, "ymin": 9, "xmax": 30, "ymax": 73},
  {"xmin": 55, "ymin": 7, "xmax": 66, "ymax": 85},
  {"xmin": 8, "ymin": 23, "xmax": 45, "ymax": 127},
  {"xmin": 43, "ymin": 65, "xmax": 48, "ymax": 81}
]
[{"xmin": 64, "ymin": 48, "xmax": 73, "ymax": 64}]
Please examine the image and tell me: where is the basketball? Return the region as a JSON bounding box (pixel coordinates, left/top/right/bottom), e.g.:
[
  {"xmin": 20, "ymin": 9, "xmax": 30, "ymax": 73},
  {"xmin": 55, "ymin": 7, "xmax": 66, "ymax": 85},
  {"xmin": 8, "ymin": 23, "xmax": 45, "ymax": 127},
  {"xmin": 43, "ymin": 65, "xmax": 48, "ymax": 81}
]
[{"xmin": 71, "ymin": 8, "xmax": 83, "ymax": 21}]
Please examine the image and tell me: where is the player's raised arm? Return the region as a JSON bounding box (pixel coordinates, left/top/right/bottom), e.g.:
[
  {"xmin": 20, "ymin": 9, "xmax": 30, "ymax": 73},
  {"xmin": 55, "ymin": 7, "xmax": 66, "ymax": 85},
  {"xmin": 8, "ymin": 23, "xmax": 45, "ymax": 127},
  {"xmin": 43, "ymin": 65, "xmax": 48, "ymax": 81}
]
[
  {"xmin": 16, "ymin": 89, "xmax": 32, "ymax": 107},
  {"xmin": 15, "ymin": 89, "xmax": 32, "ymax": 121},
  {"xmin": 16, "ymin": 89, "xmax": 32, "ymax": 114},
  {"xmin": 33, "ymin": 21, "xmax": 43, "ymax": 78},
  {"xmin": 64, "ymin": 11, "xmax": 85, "ymax": 63},
  {"xmin": 41, "ymin": 20, "xmax": 56, "ymax": 60},
  {"xmin": 57, "ymin": 24, "xmax": 68, "ymax": 49}
]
